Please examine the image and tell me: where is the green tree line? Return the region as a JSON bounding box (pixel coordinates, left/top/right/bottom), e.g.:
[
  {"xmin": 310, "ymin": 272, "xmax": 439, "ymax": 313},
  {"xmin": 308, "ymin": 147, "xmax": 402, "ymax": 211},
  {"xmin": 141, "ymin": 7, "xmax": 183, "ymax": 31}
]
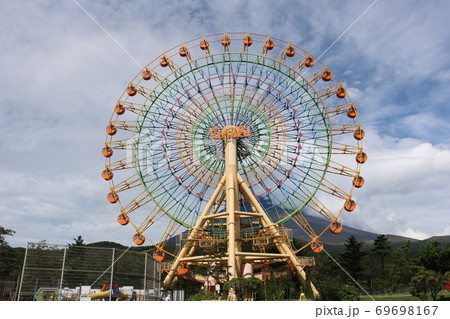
[{"xmin": 307, "ymin": 235, "xmax": 450, "ymax": 301}]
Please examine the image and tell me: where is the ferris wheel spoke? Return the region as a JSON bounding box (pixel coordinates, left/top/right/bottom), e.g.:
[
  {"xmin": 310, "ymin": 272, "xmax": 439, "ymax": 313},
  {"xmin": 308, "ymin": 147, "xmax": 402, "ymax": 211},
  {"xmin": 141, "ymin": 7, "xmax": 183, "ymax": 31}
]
[
  {"xmin": 107, "ymin": 138, "xmax": 134, "ymax": 151},
  {"xmin": 326, "ymin": 160, "xmax": 361, "ymax": 178},
  {"xmin": 155, "ymin": 218, "xmax": 182, "ymax": 250},
  {"xmin": 306, "ymin": 196, "xmax": 339, "ymax": 222},
  {"xmin": 329, "ymin": 141, "xmax": 362, "ymax": 155},
  {"xmin": 136, "ymin": 206, "xmax": 165, "ymax": 234},
  {"xmin": 114, "ymin": 101, "xmax": 147, "ymax": 116},
  {"xmin": 317, "ymin": 177, "xmax": 351, "ymax": 201},
  {"xmin": 323, "ymin": 103, "xmax": 355, "ymax": 119},
  {"xmin": 121, "ymin": 190, "xmax": 153, "ymax": 215},
  {"xmin": 111, "ymin": 173, "xmax": 143, "ymax": 193},
  {"xmin": 106, "ymin": 156, "xmax": 136, "ymax": 171},
  {"xmin": 291, "ymin": 212, "xmax": 319, "ymax": 242}
]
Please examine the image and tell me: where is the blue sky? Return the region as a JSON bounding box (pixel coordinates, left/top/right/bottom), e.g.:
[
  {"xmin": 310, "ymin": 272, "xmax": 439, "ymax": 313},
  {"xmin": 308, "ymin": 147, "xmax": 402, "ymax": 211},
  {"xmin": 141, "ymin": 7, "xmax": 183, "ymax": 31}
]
[{"xmin": 1, "ymin": 0, "xmax": 449, "ymax": 247}]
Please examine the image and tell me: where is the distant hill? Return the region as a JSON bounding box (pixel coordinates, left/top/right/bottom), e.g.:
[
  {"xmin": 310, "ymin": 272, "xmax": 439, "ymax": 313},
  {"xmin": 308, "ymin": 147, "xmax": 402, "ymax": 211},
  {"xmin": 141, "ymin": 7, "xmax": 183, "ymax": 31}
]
[
  {"xmin": 282, "ymin": 213, "xmax": 450, "ymax": 254},
  {"xmin": 86, "ymin": 241, "xmax": 128, "ymax": 250},
  {"xmin": 284, "ymin": 214, "xmax": 379, "ymax": 245},
  {"xmin": 422, "ymin": 235, "xmax": 450, "ymax": 243}
]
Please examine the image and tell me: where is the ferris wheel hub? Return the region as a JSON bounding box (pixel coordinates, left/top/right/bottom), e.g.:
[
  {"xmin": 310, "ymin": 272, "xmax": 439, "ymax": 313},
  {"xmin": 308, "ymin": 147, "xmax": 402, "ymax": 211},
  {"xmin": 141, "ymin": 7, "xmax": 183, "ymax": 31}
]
[{"xmin": 210, "ymin": 125, "xmax": 251, "ymax": 140}]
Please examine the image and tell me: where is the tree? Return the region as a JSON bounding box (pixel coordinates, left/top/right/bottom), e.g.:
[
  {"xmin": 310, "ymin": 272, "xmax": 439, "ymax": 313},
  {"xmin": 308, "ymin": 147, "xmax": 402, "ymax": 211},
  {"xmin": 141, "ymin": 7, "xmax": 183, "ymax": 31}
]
[
  {"xmin": 308, "ymin": 254, "xmax": 343, "ymax": 300},
  {"xmin": 69, "ymin": 235, "xmax": 86, "ymax": 247},
  {"xmin": 390, "ymin": 241, "xmax": 413, "ymax": 292},
  {"xmin": 371, "ymin": 235, "xmax": 393, "ymax": 273},
  {"xmin": 0, "ymin": 226, "xmax": 19, "ymax": 280},
  {"xmin": 340, "ymin": 235, "xmax": 367, "ymax": 283},
  {"xmin": 410, "ymin": 267, "xmax": 444, "ymax": 301},
  {"xmin": 416, "ymin": 240, "xmax": 450, "ymax": 275},
  {"xmin": 0, "ymin": 226, "xmax": 15, "ymax": 247}
]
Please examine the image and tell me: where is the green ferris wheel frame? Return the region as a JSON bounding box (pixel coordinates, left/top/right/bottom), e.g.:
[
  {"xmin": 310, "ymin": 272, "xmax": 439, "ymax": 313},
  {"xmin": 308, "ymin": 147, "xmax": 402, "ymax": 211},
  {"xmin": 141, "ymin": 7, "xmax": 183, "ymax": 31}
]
[{"xmin": 133, "ymin": 52, "xmax": 331, "ymax": 228}]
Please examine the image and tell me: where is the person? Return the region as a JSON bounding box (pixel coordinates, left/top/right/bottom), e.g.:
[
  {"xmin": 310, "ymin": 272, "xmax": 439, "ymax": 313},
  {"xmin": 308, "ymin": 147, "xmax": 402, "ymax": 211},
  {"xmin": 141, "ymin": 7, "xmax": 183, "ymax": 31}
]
[{"xmin": 164, "ymin": 294, "xmax": 170, "ymax": 301}]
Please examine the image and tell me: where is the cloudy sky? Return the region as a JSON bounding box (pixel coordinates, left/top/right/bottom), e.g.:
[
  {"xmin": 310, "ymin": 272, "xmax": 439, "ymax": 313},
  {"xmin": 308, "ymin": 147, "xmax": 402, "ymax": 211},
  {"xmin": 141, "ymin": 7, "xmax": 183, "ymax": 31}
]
[{"xmin": 1, "ymin": 0, "xmax": 449, "ymax": 248}]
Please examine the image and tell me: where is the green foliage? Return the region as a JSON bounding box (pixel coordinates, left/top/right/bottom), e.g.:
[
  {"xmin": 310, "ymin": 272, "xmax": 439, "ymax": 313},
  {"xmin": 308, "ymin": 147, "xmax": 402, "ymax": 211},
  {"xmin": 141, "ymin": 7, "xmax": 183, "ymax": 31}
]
[
  {"xmin": 416, "ymin": 240, "xmax": 450, "ymax": 275},
  {"xmin": 409, "ymin": 267, "xmax": 444, "ymax": 301},
  {"xmin": 69, "ymin": 235, "xmax": 86, "ymax": 246},
  {"xmin": 307, "ymin": 254, "xmax": 343, "ymax": 301},
  {"xmin": 188, "ymin": 290, "xmax": 219, "ymax": 301},
  {"xmin": 371, "ymin": 235, "xmax": 393, "ymax": 273},
  {"xmin": 171, "ymin": 276, "xmax": 204, "ymax": 300},
  {"xmin": 444, "ymin": 271, "xmax": 450, "ymax": 282},
  {"xmin": 223, "ymin": 277, "xmax": 263, "ymax": 300},
  {"xmin": 0, "ymin": 227, "xmax": 23, "ymax": 281},
  {"xmin": 389, "ymin": 241, "xmax": 413, "ymax": 292},
  {"xmin": 340, "ymin": 235, "xmax": 367, "ymax": 282},
  {"xmin": 0, "ymin": 226, "xmax": 15, "ymax": 247},
  {"xmin": 338, "ymin": 286, "xmax": 360, "ymax": 301}
]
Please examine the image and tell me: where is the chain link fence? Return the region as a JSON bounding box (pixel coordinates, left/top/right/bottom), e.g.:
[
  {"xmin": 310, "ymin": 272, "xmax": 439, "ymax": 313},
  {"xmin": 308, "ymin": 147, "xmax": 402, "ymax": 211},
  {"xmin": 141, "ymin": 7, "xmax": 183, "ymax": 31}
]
[{"xmin": 17, "ymin": 242, "xmax": 162, "ymax": 301}]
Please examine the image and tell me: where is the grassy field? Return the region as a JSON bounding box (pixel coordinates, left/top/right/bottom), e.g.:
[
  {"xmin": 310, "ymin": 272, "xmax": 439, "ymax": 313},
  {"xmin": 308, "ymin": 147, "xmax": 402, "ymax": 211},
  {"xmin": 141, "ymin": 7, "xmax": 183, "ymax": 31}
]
[{"xmin": 359, "ymin": 291, "xmax": 450, "ymax": 301}]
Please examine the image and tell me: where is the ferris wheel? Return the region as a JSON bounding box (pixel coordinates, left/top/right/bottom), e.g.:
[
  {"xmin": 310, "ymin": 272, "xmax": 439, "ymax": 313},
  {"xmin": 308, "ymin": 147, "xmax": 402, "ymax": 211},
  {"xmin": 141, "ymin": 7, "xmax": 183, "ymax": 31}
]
[{"xmin": 102, "ymin": 32, "xmax": 366, "ymax": 297}]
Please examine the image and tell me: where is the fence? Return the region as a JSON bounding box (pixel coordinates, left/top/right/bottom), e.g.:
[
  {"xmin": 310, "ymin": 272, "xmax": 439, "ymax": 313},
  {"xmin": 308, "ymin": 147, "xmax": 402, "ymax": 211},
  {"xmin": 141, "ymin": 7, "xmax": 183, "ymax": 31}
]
[{"xmin": 17, "ymin": 242, "xmax": 162, "ymax": 301}]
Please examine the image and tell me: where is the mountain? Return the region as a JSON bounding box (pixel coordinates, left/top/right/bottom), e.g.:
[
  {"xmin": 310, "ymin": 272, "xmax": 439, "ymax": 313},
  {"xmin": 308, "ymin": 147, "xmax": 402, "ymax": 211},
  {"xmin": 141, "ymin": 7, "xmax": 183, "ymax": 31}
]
[{"xmin": 283, "ymin": 212, "xmax": 419, "ymax": 247}]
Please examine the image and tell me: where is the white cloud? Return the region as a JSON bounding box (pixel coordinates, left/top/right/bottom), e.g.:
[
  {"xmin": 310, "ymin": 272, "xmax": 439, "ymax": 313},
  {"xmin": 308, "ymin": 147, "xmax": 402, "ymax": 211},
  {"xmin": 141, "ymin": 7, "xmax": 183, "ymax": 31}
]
[
  {"xmin": 397, "ymin": 228, "xmax": 431, "ymax": 241},
  {"xmin": 342, "ymin": 129, "xmax": 450, "ymax": 238}
]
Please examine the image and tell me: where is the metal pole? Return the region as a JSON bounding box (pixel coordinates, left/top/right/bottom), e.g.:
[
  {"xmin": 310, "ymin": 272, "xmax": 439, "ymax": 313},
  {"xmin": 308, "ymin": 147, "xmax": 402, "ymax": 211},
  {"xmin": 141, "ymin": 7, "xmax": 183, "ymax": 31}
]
[
  {"xmin": 143, "ymin": 253, "xmax": 148, "ymax": 301},
  {"xmin": 153, "ymin": 257, "xmax": 156, "ymax": 299},
  {"xmin": 59, "ymin": 245, "xmax": 67, "ymax": 300},
  {"xmin": 110, "ymin": 248, "xmax": 115, "ymax": 301},
  {"xmin": 17, "ymin": 243, "xmax": 29, "ymax": 301}
]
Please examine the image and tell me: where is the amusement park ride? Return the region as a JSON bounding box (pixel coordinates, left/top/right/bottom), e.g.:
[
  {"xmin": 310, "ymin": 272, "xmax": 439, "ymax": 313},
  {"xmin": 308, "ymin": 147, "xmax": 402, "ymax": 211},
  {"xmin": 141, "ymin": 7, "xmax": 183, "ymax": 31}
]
[{"xmin": 102, "ymin": 32, "xmax": 366, "ymax": 299}]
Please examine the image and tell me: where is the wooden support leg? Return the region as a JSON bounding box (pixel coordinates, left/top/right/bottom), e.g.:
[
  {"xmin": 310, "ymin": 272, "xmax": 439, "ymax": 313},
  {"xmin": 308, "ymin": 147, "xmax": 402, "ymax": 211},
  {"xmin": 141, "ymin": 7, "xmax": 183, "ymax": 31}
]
[{"xmin": 163, "ymin": 175, "xmax": 226, "ymax": 287}]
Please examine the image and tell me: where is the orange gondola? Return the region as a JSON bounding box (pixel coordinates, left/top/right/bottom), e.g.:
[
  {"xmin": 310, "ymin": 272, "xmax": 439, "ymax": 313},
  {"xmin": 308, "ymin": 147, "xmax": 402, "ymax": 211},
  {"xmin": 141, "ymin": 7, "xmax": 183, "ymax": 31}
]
[
  {"xmin": 107, "ymin": 191, "xmax": 118, "ymax": 203},
  {"xmin": 285, "ymin": 45, "xmax": 295, "ymax": 57},
  {"xmin": 330, "ymin": 221, "xmax": 343, "ymax": 234},
  {"xmin": 356, "ymin": 151, "xmax": 368, "ymax": 164},
  {"xmin": 243, "ymin": 34, "xmax": 253, "ymax": 47},
  {"xmin": 347, "ymin": 105, "xmax": 358, "ymax": 118},
  {"xmin": 336, "ymin": 86, "xmax": 346, "ymax": 99},
  {"xmin": 159, "ymin": 55, "xmax": 169, "ymax": 67},
  {"xmin": 114, "ymin": 103, "xmax": 125, "ymax": 115},
  {"xmin": 221, "ymin": 34, "xmax": 231, "ymax": 47},
  {"xmin": 344, "ymin": 199, "xmax": 356, "ymax": 212},
  {"xmin": 132, "ymin": 233, "xmax": 145, "ymax": 245},
  {"xmin": 117, "ymin": 213, "xmax": 129, "ymax": 226},
  {"xmin": 311, "ymin": 240, "xmax": 323, "ymax": 253},
  {"xmin": 101, "ymin": 169, "xmax": 113, "ymax": 181},
  {"xmin": 178, "ymin": 45, "xmax": 188, "ymax": 57},
  {"xmin": 354, "ymin": 128, "xmax": 365, "ymax": 140},
  {"xmin": 142, "ymin": 68, "xmax": 152, "ymax": 80},
  {"xmin": 127, "ymin": 83, "xmax": 137, "ymax": 96},
  {"xmin": 353, "ymin": 175, "xmax": 365, "ymax": 188},
  {"xmin": 265, "ymin": 37, "xmax": 274, "ymax": 50},
  {"xmin": 177, "ymin": 262, "xmax": 189, "ymax": 275},
  {"xmin": 322, "ymin": 69, "xmax": 332, "ymax": 81},
  {"xmin": 153, "ymin": 249, "xmax": 166, "ymax": 262},
  {"xmin": 102, "ymin": 145, "xmax": 113, "ymax": 158},
  {"xmin": 200, "ymin": 38, "xmax": 209, "ymax": 50},
  {"xmin": 305, "ymin": 55, "xmax": 315, "ymax": 67},
  {"xmin": 106, "ymin": 123, "xmax": 117, "ymax": 136}
]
